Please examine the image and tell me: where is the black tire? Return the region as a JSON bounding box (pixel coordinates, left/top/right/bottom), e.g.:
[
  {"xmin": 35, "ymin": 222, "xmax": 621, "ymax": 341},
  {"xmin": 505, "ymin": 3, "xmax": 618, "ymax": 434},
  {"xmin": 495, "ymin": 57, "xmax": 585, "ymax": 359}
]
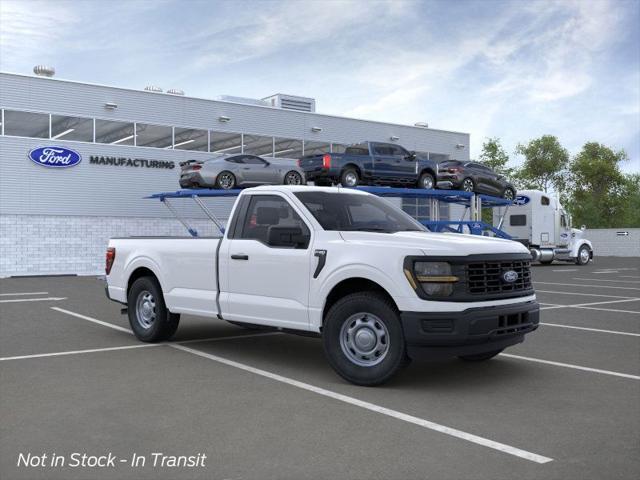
[
  {"xmin": 127, "ymin": 276, "xmax": 180, "ymax": 342},
  {"xmin": 458, "ymin": 349, "xmax": 503, "ymax": 362},
  {"xmin": 576, "ymin": 245, "xmax": 591, "ymax": 265},
  {"xmin": 418, "ymin": 172, "xmax": 435, "ymax": 190},
  {"xmin": 340, "ymin": 168, "xmax": 359, "ymax": 188},
  {"xmin": 215, "ymin": 171, "xmax": 236, "ymax": 189},
  {"xmin": 503, "ymin": 187, "xmax": 515, "ymax": 200},
  {"xmin": 283, "ymin": 170, "xmax": 304, "ymax": 185},
  {"xmin": 461, "ymin": 177, "xmax": 475, "ymax": 192},
  {"xmin": 322, "ymin": 291, "xmax": 408, "ymax": 386}
]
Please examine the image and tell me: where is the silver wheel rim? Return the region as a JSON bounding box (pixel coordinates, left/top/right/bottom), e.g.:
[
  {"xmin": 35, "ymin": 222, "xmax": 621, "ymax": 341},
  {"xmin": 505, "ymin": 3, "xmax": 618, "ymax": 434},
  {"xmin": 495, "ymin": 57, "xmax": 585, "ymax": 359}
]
[
  {"xmin": 343, "ymin": 172, "xmax": 358, "ymax": 187},
  {"xmin": 218, "ymin": 173, "xmax": 234, "ymax": 189},
  {"xmin": 504, "ymin": 189, "xmax": 514, "ymax": 200},
  {"xmin": 285, "ymin": 171, "xmax": 302, "ymax": 185},
  {"xmin": 463, "ymin": 179, "xmax": 474, "ymax": 192},
  {"xmin": 339, "ymin": 313, "xmax": 389, "ymax": 367},
  {"xmin": 421, "ymin": 175, "xmax": 434, "ymax": 189},
  {"xmin": 135, "ymin": 290, "xmax": 156, "ymax": 329},
  {"xmin": 580, "ymin": 248, "xmax": 590, "ymax": 263}
]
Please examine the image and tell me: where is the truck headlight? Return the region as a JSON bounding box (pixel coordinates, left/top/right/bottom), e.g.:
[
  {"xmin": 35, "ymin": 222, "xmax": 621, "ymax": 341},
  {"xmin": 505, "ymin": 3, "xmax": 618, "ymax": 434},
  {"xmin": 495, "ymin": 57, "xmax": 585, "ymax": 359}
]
[{"xmin": 404, "ymin": 261, "xmax": 458, "ymax": 297}]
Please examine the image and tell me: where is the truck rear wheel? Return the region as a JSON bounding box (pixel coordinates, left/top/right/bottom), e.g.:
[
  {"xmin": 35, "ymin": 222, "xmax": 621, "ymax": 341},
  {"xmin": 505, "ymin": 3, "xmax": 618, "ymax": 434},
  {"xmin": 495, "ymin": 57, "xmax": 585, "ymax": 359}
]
[
  {"xmin": 340, "ymin": 168, "xmax": 359, "ymax": 187},
  {"xmin": 418, "ymin": 172, "xmax": 435, "ymax": 190},
  {"xmin": 127, "ymin": 276, "xmax": 180, "ymax": 342},
  {"xmin": 322, "ymin": 292, "xmax": 408, "ymax": 386}
]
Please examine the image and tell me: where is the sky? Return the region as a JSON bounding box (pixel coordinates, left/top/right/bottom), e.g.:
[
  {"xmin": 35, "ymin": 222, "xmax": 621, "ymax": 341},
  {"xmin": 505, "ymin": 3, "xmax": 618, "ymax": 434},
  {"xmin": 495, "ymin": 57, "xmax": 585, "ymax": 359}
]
[{"xmin": 1, "ymin": 0, "xmax": 639, "ymax": 172}]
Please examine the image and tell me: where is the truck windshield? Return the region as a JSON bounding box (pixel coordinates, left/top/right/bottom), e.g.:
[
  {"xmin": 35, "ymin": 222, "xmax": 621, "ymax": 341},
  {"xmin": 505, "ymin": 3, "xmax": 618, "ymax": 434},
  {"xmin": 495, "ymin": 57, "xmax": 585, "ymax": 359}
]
[{"xmin": 294, "ymin": 192, "xmax": 426, "ymax": 233}]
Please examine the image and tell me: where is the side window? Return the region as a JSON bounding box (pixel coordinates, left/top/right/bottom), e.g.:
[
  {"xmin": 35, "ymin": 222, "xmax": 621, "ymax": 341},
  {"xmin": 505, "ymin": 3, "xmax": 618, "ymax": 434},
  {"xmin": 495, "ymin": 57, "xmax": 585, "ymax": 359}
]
[
  {"xmin": 226, "ymin": 156, "xmax": 244, "ymax": 164},
  {"xmin": 561, "ymin": 214, "xmax": 567, "ymax": 228},
  {"xmin": 243, "ymin": 155, "xmax": 266, "ymax": 165},
  {"xmin": 389, "ymin": 145, "xmax": 408, "ymax": 157},
  {"xmin": 510, "ymin": 215, "xmax": 527, "ymax": 226},
  {"xmin": 373, "ymin": 144, "xmax": 391, "ymax": 155},
  {"xmin": 541, "ymin": 196, "xmax": 550, "ymax": 206},
  {"xmin": 240, "ymin": 195, "xmax": 310, "ymax": 248}
]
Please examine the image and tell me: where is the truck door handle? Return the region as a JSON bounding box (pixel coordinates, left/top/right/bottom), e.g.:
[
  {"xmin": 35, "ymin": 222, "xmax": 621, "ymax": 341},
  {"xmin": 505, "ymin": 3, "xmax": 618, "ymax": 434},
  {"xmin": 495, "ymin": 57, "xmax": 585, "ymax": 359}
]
[{"xmin": 231, "ymin": 254, "xmax": 249, "ymax": 260}]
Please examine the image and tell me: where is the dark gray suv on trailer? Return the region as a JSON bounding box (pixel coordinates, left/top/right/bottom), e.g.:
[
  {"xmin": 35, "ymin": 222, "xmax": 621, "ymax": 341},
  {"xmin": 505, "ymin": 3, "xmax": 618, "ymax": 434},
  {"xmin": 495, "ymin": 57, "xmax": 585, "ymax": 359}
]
[{"xmin": 437, "ymin": 160, "xmax": 516, "ymax": 199}]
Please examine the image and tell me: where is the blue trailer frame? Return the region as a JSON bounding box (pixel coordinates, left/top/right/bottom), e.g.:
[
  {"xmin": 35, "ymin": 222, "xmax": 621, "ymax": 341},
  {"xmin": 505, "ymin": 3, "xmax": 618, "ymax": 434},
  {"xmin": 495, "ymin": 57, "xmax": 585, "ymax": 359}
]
[{"xmin": 147, "ymin": 187, "xmax": 513, "ymax": 238}]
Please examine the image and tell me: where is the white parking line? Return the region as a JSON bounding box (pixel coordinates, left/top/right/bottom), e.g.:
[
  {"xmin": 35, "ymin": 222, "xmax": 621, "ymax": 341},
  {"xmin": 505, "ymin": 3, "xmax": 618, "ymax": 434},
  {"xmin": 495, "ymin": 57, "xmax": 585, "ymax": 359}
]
[
  {"xmin": 500, "ymin": 354, "xmax": 640, "ymax": 380},
  {"xmin": 0, "ymin": 344, "xmax": 159, "ymax": 362},
  {"xmin": 552, "ymin": 269, "xmax": 579, "ymax": 272},
  {"xmin": 51, "ymin": 307, "xmax": 133, "ymax": 333},
  {"xmin": 0, "ymin": 291, "xmax": 49, "ymax": 296},
  {"xmin": 539, "ymin": 298, "xmax": 639, "ymax": 312},
  {"xmin": 620, "ymin": 275, "xmax": 640, "ymax": 279},
  {"xmin": 534, "ymin": 281, "xmax": 640, "ymax": 291},
  {"xmin": 540, "ymin": 323, "xmax": 640, "ymax": 337},
  {"xmin": 535, "ymin": 290, "xmax": 637, "ymax": 299},
  {"xmin": 171, "ymin": 343, "xmax": 553, "ymax": 464},
  {"xmin": 0, "ymin": 297, "xmax": 67, "ymax": 303},
  {"xmin": 574, "ymin": 306, "xmax": 640, "ymax": 315},
  {"xmin": 572, "ymin": 278, "xmax": 640, "ymax": 284}
]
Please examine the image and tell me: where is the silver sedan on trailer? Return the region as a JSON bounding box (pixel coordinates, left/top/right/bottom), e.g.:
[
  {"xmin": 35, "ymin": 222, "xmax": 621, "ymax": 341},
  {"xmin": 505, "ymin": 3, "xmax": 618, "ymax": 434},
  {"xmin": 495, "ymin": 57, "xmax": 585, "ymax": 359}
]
[{"xmin": 179, "ymin": 154, "xmax": 306, "ymax": 189}]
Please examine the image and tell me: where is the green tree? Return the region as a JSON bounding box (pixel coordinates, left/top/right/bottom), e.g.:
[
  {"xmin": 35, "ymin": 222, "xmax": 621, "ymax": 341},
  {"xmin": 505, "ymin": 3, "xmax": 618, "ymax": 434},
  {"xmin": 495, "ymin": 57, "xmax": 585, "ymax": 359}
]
[
  {"xmin": 567, "ymin": 142, "xmax": 632, "ymax": 228},
  {"xmin": 515, "ymin": 135, "xmax": 569, "ymax": 193},
  {"xmin": 479, "ymin": 137, "xmax": 513, "ymax": 177}
]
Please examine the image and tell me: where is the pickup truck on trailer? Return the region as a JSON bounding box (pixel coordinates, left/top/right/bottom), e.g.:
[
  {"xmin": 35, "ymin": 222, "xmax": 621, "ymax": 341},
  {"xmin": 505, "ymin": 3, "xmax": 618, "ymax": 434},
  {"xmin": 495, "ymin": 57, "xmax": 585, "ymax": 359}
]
[
  {"xmin": 299, "ymin": 141, "xmax": 440, "ymax": 189},
  {"xmin": 105, "ymin": 186, "xmax": 540, "ymax": 385}
]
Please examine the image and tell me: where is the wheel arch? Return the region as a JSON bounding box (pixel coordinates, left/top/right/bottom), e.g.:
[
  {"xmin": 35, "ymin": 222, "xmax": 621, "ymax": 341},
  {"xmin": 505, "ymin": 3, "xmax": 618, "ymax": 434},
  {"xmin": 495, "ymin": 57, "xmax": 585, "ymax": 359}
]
[
  {"xmin": 322, "ymin": 277, "xmax": 399, "ymax": 326},
  {"xmin": 126, "ymin": 265, "xmax": 163, "ymax": 297},
  {"xmin": 341, "ymin": 163, "xmax": 362, "ymax": 177},
  {"xmin": 419, "ymin": 167, "xmax": 436, "ymax": 178}
]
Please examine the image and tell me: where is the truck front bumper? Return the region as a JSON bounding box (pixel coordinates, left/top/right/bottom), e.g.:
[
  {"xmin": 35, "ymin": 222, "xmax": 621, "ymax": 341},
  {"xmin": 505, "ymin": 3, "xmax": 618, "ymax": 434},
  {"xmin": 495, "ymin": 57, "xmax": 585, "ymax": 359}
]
[{"xmin": 400, "ymin": 300, "xmax": 539, "ymax": 360}]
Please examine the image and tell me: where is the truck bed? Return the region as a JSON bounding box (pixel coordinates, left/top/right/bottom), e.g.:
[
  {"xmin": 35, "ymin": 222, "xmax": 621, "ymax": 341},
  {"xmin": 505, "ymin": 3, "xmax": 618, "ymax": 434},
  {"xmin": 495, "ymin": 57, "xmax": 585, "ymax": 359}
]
[{"xmin": 107, "ymin": 237, "xmax": 220, "ymax": 317}]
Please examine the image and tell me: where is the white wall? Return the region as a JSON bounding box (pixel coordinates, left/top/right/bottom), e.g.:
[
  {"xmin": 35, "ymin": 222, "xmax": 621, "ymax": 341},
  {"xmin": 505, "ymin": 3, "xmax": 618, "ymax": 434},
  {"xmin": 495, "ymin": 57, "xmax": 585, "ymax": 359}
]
[{"xmin": 586, "ymin": 228, "xmax": 640, "ymax": 257}]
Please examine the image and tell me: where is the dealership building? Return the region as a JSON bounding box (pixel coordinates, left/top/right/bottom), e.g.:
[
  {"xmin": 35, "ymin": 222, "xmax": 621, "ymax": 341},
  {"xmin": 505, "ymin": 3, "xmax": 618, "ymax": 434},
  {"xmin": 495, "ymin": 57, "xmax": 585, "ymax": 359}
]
[{"xmin": 0, "ymin": 70, "xmax": 470, "ymax": 277}]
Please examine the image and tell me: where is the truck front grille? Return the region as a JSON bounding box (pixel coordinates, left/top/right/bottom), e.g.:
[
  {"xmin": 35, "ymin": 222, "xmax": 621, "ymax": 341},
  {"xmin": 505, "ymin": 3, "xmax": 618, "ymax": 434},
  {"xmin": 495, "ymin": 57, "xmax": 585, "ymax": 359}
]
[{"xmin": 466, "ymin": 260, "xmax": 532, "ymax": 295}]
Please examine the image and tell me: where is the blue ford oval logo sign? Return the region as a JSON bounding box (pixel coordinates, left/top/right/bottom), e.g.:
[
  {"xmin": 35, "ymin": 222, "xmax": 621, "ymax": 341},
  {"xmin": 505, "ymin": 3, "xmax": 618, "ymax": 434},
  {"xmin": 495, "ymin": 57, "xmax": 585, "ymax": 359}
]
[
  {"xmin": 514, "ymin": 195, "xmax": 530, "ymax": 206},
  {"xmin": 502, "ymin": 270, "xmax": 518, "ymax": 283},
  {"xmin": 28, "ymin": 146, "xmax": 82, "ymax": 168}
]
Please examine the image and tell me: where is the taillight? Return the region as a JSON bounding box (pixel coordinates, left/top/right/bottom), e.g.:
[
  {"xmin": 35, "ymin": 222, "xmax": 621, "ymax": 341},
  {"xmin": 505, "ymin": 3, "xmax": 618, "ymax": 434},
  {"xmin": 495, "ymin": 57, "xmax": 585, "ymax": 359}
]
[
  {"xmin": 448, "ymin": 167, "xmax": 460, "ymax": 173},
  {"xmin": 192, "ymin": 165, "xmax": 202, "ymax": 171},
  {"xmin": 105, "ymin": 247, "xmax": 116, "ymax": 275},
  {"xmin": 322, "ymin": 154, "xmax": 331, "ymax": 169},
  {"xmin": 297, "ymin": 159, "xmax": 301, "ymax": 167}
]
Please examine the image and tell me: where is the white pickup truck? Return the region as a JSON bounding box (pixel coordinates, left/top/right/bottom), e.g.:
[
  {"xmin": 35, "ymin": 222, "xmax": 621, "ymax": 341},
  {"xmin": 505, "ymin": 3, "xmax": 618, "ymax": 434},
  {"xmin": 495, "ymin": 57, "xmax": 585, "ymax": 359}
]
[{"xmin": 105, "ymin": 186, "xmax": 539, "ymax": 385}]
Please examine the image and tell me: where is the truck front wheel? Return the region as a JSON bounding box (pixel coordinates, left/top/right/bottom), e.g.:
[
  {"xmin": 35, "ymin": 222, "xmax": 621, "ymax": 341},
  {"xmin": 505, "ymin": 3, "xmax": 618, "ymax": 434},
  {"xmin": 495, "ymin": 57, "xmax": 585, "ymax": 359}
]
[
  {"xmin": 322, "ymin": 292, "xmax": 408, "ymax": 386},
  {"xmin": 576, "ymin": 245, "xmax": 591, "ymax": 265},
  {"xmin": 127, "ymin": 276, "xmax": 180, "ymax": 342}
]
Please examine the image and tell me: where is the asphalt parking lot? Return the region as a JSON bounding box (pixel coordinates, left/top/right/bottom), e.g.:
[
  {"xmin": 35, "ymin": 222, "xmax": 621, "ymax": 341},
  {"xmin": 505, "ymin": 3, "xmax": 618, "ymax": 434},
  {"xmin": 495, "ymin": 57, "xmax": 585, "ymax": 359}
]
[{"xmin": 1, "ymin": 257, "xmax": 639, "ymax": 480}]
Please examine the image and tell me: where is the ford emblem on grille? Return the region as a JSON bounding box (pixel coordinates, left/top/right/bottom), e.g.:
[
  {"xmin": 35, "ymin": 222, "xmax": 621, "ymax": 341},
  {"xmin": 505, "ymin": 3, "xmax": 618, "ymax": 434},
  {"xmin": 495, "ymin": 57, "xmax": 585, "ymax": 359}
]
[{"xmin": 502, "ymin": 270, "xmax": 518, "ymax": 283}]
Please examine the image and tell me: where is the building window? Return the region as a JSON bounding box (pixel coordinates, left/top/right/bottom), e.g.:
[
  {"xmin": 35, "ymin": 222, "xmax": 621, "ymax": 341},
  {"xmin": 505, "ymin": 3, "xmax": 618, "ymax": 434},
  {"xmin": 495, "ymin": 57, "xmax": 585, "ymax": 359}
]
[
  {"xmin": 3, "ymin": 110, "xmax": 49, "ymax": 138},
  {"xmin": 210, "ymin": 131, "xmax": 243, "ymax": 154},
  {"xmin": 402, "ymin": 198, "xmax": 449, "ymax": 223},
  {"xmin": 95, "ymin": 119, "xmax": 135, "ymax": 145},
  {"xmin": 51, "ymin": 114, "xmax": 93, "ymax": 142},
  {"xmin": 135, "ymin": 123, "xmax": 173, "ymax": 149},
  {"xmin": 303, "ymin": 140, "xmax": 330, "ymax": 157},
  {"xmin": 173, "ymin": 127, "xmax": 208, "ymax": 151},
  {"xmin": 274, "ymin": 137, "xmax": 303, "ymax": 159},
  {"xmin": 244, "ymin": 134, "xmax": 274, "ymax": 156}
]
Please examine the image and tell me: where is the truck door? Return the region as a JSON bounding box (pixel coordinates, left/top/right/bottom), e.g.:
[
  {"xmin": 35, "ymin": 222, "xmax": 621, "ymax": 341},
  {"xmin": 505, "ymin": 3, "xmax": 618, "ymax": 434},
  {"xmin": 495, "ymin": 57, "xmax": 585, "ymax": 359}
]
[
  {"xmin": 387, "ymin": 144, "xmax": 416, "ymax": 182},
  {"xmin": 371, "ymin": 143, "xmax": 397, "ymax": 181},
  {"xmin": 221, "ymin": 194, "xmax": 312, "ymax": 329},
  {"xmin": 558, "ymin": 210, "xmax": 571, "ymax": 247}
]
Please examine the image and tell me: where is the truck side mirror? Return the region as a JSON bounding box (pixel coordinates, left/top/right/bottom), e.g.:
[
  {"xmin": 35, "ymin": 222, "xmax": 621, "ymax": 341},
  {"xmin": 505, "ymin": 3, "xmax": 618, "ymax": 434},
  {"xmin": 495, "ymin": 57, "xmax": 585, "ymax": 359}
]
[
  {"xmin": 267, "ymin": 226, "xmax": 309, "ymax": 248},
  {"xmin": 406, "ymin": 151, "xmax": 416, "ymax": 160}
]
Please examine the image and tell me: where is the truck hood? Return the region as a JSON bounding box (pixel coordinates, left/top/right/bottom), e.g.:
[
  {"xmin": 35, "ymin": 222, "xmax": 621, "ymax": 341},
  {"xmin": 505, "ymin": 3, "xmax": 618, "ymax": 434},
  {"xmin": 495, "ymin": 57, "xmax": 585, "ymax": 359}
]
[{"xmin": 340, "ymin": 231, "xmax": 530, "ymax": 256}]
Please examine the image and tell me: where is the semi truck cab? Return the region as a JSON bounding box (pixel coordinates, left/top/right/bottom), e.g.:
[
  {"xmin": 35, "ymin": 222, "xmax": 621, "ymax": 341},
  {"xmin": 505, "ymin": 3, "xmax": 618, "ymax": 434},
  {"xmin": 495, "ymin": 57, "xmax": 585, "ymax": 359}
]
[{"xmin": 494, "ymin": 189, "xmax": 593, "ymax": 265}]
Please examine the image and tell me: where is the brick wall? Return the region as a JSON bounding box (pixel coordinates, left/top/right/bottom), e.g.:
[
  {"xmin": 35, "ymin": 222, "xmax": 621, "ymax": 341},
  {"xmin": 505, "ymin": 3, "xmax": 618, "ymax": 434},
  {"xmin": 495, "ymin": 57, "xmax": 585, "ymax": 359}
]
[
  {"xmin": 586, "ymin": 228, "xmax": 640, "ymax": 257},
  {"xmin": 0, "ymin": 215, "xmax": 225, "ymax": 277}
]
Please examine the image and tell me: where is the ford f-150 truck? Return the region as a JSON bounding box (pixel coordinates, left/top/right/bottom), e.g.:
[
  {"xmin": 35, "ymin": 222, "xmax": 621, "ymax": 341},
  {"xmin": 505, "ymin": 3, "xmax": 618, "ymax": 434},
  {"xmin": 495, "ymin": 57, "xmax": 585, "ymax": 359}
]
[
  {"xmin": 105, "ymin": 186, "xmax": 539, "ymax": 386},
  {"xmin": 298, "ymin": 141, "xmax": 439, "ymax": 189}
]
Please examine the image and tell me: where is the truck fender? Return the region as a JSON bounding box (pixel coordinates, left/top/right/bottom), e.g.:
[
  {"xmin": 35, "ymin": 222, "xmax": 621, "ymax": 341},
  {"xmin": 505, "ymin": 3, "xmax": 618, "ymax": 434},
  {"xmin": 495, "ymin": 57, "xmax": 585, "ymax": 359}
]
[
  {"xmin": 309, "ymin": 264, "xmax": 407, "ymax": 330},
  {"xmin": 124, "ymin": 256, "xmax": 166, "ymax": 295},
  {"xmin": 571, "ymin": 239, "xmax": 593, "ymax": 258}
]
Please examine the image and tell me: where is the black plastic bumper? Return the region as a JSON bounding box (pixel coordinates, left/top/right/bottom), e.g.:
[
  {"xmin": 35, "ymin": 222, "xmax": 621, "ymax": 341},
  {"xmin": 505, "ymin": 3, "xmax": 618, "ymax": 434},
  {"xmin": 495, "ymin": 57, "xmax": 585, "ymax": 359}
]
[{"xmin": 400, "ymin": 300, "xmax": 539, "ymax": 360}]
